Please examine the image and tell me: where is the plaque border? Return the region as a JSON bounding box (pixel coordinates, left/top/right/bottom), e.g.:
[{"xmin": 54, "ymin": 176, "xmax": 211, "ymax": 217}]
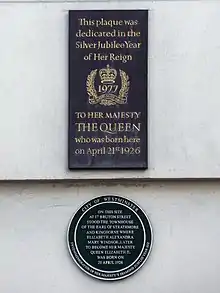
[
  {"xmin": 67, "ymin": 195, "xmax": 153, "ymax": 281},
  {"xmin": 74, "ymin": 201, "xmax": 146, "ymax": 274}
]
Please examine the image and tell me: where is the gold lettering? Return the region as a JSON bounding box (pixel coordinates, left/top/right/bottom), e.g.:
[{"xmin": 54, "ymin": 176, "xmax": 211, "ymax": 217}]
[
  {"xmin": 96, "ymin": 41, "xmax": 141, "ymax": 50},
  {"xmin": 75, "ymin": 123, "xmax": 98, "ymax": 132},
  {"xmin": 75, "ymin": 41, "xmax": 96, "ymax": 49},
  {"xmin": 87, "ymin": 112, "xmax": 104, "ymax": 119},
  {"xmin": 76, "ymin": 123, "xmax": 141, "ymax": 133},
  {"xmin": 117, "ymin": 123, "xmax": 125, "ymax": 132},
  {"xmin": 87, "ymin": 147, "xmax": 106, "ymax": 156},
  {"xmin": 79, "ymin": 18, "xmax": 95, "ymax": 26},
  {"xmin": 132, "ymin": 123, "xmax": 141, "ymax": 132},
  {"xmin": 95, "ymin": 19, "xmax": 123, "ymax": 28},
  {"xmin": 124, "ymin": 41, "xmax": 141, "ymax": 48},
  {"xmin": 93, "ymin": 53, "xmax": 108, "ymax": 61},
  {"xmin": 75, "ymin": 112, "xmax": 141, "ymax": 120},
  {"xmin": 76, "ymin": 29, "xmax": 116, "ymax": 38},
  {"xmin": 109, "ymin": 53, "xmax": 132, "ymax": 63}
]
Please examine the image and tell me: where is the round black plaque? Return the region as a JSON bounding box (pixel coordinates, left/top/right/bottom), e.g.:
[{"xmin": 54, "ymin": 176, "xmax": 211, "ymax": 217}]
[{"xmin": 67, "ymin": 195, "xmax": 153, "ymax": 281}]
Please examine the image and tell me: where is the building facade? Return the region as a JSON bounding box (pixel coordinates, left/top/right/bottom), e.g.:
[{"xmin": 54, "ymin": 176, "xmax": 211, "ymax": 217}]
[{"xmin": 1, "ymin": 1, "xmax": 220, "ymax": 292}]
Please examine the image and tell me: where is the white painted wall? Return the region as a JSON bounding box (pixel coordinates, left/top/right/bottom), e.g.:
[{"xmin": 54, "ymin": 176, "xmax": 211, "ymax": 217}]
[
  {"xmin": 1, "ymin": 1, "xmax": 220, "ymax": 180},
  {"xmin": 0, "ymin": 181, "xmax": 219, "ymax": 292},
  {"xmin": 1, "ymin": 2, "xmax": 220, "ymax": 291}
]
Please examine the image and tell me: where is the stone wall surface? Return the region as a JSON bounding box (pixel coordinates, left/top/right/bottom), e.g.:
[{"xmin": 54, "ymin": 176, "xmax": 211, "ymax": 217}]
[
  {"xmin": 0, "ymin": 181, "xmax": 219, "ymax": 292},
  {"xmin": 0, "ymin": 1, "xmax": 220, "ymax": 179}
]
